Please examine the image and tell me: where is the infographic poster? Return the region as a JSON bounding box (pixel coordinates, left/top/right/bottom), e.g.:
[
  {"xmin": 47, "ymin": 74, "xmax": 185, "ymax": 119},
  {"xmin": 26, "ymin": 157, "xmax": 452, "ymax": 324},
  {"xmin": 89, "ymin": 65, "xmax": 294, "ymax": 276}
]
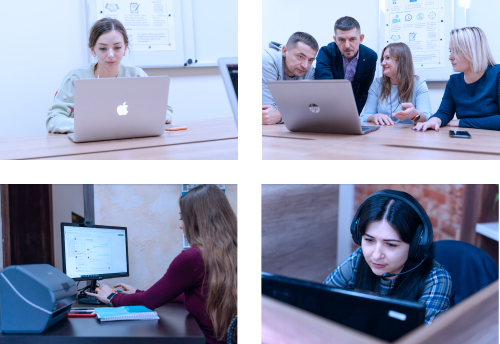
[
  {"xmin": 98, "ymin": 0, "xmax": 176, "ymax": 51},
  {"xmin": 384, "ymin": 0, "xmax": 446, "ymax": 68}
]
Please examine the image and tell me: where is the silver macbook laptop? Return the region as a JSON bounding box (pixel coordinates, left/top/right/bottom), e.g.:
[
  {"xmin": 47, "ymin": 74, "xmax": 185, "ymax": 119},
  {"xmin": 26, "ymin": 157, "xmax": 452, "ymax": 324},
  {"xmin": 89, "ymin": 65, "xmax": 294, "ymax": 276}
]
[
  {"xmin": 268, "ymin": 79, "xmax": 379, "ymax": 135},
  {"xmin": 218, "ymin": 57, "xmax": 238, "ymax": 127},
  {"xmin": 69, "ymin": 76, "xmax": 170, "ymax": 143}
]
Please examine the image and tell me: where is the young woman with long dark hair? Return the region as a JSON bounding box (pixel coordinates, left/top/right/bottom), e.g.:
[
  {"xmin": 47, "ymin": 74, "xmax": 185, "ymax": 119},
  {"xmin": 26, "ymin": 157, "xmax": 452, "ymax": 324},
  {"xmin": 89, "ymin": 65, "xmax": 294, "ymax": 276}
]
[{"xmin": 324, "ymin": 190, "xmax": 452, "ymax": 325}]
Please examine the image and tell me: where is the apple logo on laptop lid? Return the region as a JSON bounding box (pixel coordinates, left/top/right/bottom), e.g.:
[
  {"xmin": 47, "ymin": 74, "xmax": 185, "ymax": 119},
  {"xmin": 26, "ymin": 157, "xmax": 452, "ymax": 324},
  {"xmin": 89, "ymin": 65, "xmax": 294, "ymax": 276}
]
[
  {"xmin": 309, "ymin": 103, "xmax": 320, "ymax": 113},
  {"xmin": 117, "ymin": 102, "xmax": 129, "ymax": 116}
]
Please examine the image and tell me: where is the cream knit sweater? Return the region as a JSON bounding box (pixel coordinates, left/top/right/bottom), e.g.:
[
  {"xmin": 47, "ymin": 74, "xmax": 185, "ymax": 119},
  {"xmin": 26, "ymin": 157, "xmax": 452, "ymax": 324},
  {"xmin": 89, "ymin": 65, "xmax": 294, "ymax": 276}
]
[{"xmin": 46, "ymin": 63, "xmax": 173, "ymax": 133}]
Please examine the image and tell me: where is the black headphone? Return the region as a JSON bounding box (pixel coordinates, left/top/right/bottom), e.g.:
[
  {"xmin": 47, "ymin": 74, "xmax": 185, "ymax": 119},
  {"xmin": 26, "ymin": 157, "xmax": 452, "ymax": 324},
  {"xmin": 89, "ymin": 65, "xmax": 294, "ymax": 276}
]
[{"xmin": 350, "ymin": 190, "xmax": 433, "ymax": 277}]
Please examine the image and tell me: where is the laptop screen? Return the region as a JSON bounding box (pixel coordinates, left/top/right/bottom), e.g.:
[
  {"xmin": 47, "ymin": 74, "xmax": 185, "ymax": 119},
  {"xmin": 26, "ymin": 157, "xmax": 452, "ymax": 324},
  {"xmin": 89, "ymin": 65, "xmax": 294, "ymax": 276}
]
[{"xmin": 227, "ymin": 64, "xmax": 238, "ymax": 99}]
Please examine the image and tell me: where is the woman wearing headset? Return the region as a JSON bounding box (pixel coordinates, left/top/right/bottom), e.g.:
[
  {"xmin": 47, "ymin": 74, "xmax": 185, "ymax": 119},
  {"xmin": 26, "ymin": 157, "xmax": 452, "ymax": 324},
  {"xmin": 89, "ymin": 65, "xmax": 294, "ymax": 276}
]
[{"xmin": 324, "ymin": 190, "xmax": 452, "ymax": 325}]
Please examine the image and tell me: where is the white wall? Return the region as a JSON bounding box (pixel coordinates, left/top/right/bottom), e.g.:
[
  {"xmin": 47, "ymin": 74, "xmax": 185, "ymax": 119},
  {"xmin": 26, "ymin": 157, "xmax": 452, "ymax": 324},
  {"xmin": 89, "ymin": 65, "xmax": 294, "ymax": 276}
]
[
  {"xmin": 0, "ymin": 0, "xmax": 232, "ymax": 137},
  {"xmin": 263, "ymin": 0, "xmax": 500, "ymax": 115}
]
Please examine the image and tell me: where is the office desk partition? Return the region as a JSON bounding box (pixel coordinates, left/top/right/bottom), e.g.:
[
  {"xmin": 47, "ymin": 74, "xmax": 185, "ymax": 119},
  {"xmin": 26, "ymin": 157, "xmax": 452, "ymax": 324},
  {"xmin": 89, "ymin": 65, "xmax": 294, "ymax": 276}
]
[
  {"xmin": 0, "ymin": 301, "xmax": 205, "ymax": 344},
  {"xmin": 0, "ymin": 118, "xmax": 237, "ymax": 160},
  {"xmin": 262, "ymin": 123, "xmax": 500, "ymax": 160}
]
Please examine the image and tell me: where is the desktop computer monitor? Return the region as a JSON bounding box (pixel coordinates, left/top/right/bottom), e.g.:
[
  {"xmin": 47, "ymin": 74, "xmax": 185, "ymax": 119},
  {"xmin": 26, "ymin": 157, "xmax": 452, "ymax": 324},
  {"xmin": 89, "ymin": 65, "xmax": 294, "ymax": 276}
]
[
  {"xmin": 61, "ymin": 223, "xmax": 129, "ymax": 299},
  {"xmin": 262, "ymin": 272, "xmax": 425, "ymax": 342},
  {"xmin": 218, "ymin": 57, "xmax": 238, "ymax": 126}
]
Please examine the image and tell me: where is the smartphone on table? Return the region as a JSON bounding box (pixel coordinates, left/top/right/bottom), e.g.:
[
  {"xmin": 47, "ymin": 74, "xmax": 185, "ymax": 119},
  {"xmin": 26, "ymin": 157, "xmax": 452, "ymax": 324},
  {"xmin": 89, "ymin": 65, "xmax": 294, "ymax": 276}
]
[
  {"xmin": 449, "ymin": 130, "xmax": 471, "ymax": 139},
  {"xmin": 68, "ymin": 309, "xmax": 96, "ymax": 317}
]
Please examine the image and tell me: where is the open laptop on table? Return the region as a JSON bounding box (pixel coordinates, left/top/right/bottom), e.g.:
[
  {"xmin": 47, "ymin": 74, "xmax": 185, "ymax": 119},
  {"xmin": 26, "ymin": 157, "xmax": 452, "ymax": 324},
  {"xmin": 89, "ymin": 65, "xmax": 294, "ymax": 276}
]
[
  {"xmin": 218, "ymin": 57, "xmax": 238, "ymax": 127},
  {"xmin": 268, "ymin": 79, "xmax": 379, "ymax": 135},
  {"xmin": 68, "ymin": 76, "xmax": 170, "ymax": 143}
]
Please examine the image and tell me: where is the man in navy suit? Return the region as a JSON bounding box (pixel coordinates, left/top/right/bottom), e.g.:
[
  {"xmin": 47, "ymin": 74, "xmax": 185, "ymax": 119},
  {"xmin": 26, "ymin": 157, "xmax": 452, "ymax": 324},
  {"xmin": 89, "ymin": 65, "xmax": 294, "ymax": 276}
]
[{"xmin": 316, "ymin": 16, "xmax": 377, "ymax": 114}]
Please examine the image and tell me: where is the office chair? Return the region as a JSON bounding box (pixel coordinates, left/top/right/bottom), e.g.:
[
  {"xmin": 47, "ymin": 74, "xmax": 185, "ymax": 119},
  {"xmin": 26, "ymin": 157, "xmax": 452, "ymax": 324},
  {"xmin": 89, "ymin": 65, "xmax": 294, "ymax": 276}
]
[
  {"xmin": 227, "ymin": 314, "xmax": 237, "ymax": 344},
  {"xmin": 434, "ymin": 240, "xmax": 498, "ymax": 306}
]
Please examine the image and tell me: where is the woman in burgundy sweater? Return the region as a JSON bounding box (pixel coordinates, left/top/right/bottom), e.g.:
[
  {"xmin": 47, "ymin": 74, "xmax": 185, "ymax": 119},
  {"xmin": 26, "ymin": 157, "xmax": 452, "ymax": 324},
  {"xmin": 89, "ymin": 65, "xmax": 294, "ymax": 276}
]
[{"xmin": 87, "ymin": 185, "xmax": 237, "ymax": 344}]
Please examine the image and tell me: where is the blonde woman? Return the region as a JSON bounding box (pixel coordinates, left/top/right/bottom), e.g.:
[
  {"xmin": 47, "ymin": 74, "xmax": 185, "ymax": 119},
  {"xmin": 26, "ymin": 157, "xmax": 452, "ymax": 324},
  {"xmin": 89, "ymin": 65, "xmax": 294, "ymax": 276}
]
[
  {"xmin": 414, "ymin": 27, "xmax": 499, "ymax": 132},
  {"xmin": 360, "ymin": 42, "xmax": 431, "ymax": 126}
]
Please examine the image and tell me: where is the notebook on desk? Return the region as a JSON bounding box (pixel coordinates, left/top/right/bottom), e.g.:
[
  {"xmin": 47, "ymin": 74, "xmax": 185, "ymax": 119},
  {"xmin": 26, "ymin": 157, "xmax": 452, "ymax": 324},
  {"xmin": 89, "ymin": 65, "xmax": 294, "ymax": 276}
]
[
  {"xmin": 69, "ymin": 76, "xmax": 170, "ymax": 143},
  {"xmin": 94, "ymin": 306, "xmax": 159, "ymax": 322}
]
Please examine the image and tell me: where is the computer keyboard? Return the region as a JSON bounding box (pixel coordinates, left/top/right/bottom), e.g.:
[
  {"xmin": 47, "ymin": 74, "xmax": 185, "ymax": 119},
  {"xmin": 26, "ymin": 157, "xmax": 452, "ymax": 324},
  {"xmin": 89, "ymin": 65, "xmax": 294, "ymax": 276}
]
[{"xmin": 78, "ymin": 295, "xmax": 104, "ymax": 305}]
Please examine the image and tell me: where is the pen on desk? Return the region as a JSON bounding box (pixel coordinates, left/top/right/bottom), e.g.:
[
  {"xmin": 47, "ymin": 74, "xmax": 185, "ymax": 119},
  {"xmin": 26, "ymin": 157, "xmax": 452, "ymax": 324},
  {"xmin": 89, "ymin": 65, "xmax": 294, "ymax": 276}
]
[{"xmin": 97, "ymin": 287, "xmax": 123, "ymax": 292}]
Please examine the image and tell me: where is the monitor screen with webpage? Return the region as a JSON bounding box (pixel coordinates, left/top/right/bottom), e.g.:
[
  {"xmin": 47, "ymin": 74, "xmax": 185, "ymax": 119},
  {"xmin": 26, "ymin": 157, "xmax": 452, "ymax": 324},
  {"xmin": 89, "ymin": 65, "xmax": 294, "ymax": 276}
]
[{"xmin": 61, "ymin": 223, "xmax": 129, "ymax": 281}]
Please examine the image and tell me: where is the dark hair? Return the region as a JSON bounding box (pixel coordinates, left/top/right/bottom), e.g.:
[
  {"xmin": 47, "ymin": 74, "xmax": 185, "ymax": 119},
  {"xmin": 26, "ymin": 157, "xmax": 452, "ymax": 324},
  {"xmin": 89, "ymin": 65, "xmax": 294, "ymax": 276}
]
[
  {"xmin": 88, "ymin": 18, "xmax": 129, "ymax": 52},
  {"xmin": 286, "ymin": 31, "xmax": 319, "ymax": 51},
  {"xmin": 354, "ymin": 196, "xmax": 434, "ymax": 301},
  {"xmin": 334, "ymin": 16, "xmax": 361, "ymax": 34}
]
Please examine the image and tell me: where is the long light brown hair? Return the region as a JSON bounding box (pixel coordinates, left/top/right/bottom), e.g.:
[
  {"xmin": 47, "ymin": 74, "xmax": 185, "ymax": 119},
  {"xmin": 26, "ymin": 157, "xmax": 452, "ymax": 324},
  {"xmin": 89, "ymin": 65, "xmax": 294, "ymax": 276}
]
[
  {"xmin": 379, "ymin": 43, "xmax": 418, "ymax": 104},
  {"xmin": 179, "ymin": 185, "xmax": 237, "ymax": 341}
]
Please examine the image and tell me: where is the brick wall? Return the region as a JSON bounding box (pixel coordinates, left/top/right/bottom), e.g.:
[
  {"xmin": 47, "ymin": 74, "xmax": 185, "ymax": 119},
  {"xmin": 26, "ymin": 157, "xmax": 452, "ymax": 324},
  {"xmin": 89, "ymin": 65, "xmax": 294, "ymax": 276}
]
[{"xmin": 353, "ymin": 185, "xmax": 465, "ymax": 244}]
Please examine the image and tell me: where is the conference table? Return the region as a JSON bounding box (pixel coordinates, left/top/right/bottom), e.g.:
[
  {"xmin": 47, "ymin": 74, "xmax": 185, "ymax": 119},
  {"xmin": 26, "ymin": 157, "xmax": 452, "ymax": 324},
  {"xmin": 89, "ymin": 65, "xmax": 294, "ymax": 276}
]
[
  {"xmin": 262, "ymin": 123, "xmax": 500, "ymax": 160},
  {"xmin": 0, "ymin": 118, "xmax": 237, "ymax": 160},
  {"xmin": 0, "ymin": 301, "xmax": 205, "ymax": 344}
]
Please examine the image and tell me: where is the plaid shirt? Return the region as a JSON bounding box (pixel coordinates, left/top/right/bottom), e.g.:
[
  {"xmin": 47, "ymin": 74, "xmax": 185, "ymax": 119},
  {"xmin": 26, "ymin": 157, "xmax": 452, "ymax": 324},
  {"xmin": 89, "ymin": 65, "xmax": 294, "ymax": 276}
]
[{"xmin": 324, "ymin": 247, "xmax": 452, "ymax": 325}]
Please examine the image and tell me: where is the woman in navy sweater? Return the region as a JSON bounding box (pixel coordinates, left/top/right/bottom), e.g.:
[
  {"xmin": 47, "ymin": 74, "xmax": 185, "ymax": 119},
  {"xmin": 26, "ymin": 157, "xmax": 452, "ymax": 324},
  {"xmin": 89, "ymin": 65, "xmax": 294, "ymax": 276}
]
[{"xmin": 413, "ymin": 27, "xmax": 499, "ymax": 132}]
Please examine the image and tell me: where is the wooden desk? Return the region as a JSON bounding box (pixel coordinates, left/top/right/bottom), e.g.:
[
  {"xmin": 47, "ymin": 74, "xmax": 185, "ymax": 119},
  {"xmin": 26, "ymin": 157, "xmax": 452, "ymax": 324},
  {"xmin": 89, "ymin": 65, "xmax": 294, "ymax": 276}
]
[
  {"xmin": 0, "ymin": 301, "xmax": 205, "ymax": 344},
  {"xmin": 38, "ymin": 139, "xmax": 238, "ymax": 160},
  {"xmin": 263, "ymin": 137, "xmax": 498, "ymax": 160},
  {"xmin": 0, "ymin": 118, "xmax": 237, "ymax": 160},
  {"xmin": 262, "ymin": 123, "xmax": 500, "ymax": 160},
  {"xmin": 262, "ymin": 281, "xmax": 499, "ymax": 344}
]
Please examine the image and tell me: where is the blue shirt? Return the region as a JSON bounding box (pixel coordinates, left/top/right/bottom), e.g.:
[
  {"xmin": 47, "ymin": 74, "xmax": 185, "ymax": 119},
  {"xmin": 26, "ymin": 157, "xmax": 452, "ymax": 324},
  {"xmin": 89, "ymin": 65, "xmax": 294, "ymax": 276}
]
[
  {"xmin": 431, "ymin": 64, "xmax": 500, "ymax": 131},
  {"xmin": 359, "ymin": 76, "xmax": 432, "ymax": 124},
  {"xmin": 324, "ymin": 247, "xmax": 452, "ymax": 325}
]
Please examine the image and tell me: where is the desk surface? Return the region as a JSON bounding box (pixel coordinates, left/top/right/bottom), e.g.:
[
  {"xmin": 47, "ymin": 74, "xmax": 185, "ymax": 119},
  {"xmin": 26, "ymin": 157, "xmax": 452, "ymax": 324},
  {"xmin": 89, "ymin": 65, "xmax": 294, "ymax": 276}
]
[
  {"xmin": 37, "ymin": 138, "xmax": 238, "ymax": 160},
  {"xmin": 0, "ymin": 301, "xmax": 205, "ymax": 344},
  {"xmin": 0, "ymin": 118, "xmax": 237, "ymax": 160},
  {"xmin": 262, "ymin": 123, "xmax": 500, "ymax": 160}
]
